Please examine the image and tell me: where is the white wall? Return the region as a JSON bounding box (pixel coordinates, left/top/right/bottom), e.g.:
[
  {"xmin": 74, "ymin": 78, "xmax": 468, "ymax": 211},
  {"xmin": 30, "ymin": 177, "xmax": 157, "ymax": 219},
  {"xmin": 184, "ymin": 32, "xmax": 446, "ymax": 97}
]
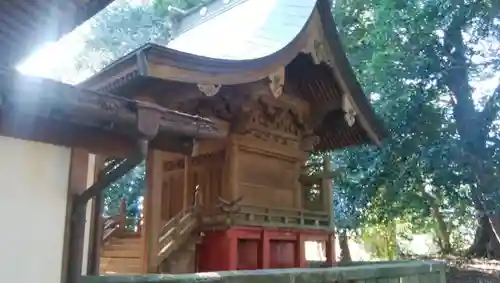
[{"xmin": 0, "ymin": 136, "xmax": 71, "ymax": 283}]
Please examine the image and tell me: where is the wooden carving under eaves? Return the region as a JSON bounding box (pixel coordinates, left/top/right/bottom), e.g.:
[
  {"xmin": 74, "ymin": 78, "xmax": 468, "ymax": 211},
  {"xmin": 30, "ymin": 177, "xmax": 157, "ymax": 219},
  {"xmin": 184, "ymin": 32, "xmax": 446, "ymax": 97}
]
[{"xmin": 233, "ymin": 96, "xmax": 308, "ymax": 147}]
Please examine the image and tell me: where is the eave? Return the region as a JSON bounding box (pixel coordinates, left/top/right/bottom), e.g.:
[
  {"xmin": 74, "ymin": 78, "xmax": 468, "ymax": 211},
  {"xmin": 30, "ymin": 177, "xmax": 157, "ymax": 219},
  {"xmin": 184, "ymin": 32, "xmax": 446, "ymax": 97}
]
[{"xmin": 0, "ymin": 71, "xmax": 227, "ymax": 157}]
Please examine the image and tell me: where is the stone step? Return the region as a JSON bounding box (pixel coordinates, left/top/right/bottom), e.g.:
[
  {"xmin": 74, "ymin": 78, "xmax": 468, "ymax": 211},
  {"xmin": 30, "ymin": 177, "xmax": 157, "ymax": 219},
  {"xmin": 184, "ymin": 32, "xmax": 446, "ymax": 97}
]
[
  {"xmin": 100, "ymin": 257, "xmax": 142, "ymax": 275},
  {"xmin": 101, "ymin": 247, "xmax": 141, "ymax": 258},
  {"xmin": 108, "ymin": 237, "xmax": 142, "ymax": 246}
]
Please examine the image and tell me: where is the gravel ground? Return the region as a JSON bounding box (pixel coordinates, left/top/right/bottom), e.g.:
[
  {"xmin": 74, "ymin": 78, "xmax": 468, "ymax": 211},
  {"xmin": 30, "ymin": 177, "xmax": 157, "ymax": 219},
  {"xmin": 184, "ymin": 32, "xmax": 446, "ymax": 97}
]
[{"xmin": 446, "ymin": 258, "xmax": 500, "ymax": 283}]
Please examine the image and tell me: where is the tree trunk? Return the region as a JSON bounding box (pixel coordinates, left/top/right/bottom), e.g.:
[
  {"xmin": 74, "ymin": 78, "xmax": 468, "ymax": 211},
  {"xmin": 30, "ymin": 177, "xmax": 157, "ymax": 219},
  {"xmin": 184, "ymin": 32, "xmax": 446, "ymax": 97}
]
[
  {"xmin": 467, "ymin": 214, "xmax": 490, "ymax": 258},
  {"xmin": 466, "ymin": 180, "xmax": 500, "ymax": 259},
  {"xmin": 421, "ymin": 189, "xmax": 452, "ymax": 254},
  {"xmin": 339, "ymin": 231, "xmax": 352, "ymax": 263},
  {"xmin": 431, "ymin": 203, "xmax": 452, "ymax": 254},
  {"xmin": 487, "ymin": 213, "xmax": 500, "ymax": 258}
]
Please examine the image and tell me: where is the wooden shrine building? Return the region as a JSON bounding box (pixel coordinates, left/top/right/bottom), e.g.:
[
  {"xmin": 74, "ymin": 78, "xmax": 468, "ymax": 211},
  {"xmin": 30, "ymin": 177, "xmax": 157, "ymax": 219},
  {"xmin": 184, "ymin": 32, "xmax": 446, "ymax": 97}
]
[
  {"xmin": 0, "ymin": 2, "xmax": 450, "ymax": 283},
  {"xmin": 79, "ymin": 0, "xmax": 386, "ymax": 275}
]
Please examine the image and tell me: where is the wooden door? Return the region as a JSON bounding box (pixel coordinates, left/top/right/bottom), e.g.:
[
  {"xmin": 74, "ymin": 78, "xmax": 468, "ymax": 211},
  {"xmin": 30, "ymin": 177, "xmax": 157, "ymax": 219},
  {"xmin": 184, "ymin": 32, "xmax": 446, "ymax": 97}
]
[
  {"xmin": 269, "ymin": 240, "xmax": 296, "ymax": 268},
  {"xmin": 237, "ymin": 239, "xmax": 260, "ymax": 270}
]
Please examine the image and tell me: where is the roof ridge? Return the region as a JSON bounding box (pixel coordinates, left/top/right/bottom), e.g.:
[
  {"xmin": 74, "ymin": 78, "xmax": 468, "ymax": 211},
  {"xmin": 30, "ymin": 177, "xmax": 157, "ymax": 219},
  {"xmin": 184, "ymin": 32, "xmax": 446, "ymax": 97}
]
[{"xmin": 172, "ymin": 0, "xmax": 249, "ymax": 37}]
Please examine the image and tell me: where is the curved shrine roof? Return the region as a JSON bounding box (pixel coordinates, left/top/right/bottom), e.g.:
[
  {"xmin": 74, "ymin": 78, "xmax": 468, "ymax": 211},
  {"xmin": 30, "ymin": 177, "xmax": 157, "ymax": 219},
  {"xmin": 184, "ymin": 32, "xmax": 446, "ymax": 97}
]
[
  {"xmin": 80, "ymin": 0, "xmax": 387, "ymax": 151},
  {"xmin": 167, "ymin": 0, "xmax": 315, "ymax": 60}
]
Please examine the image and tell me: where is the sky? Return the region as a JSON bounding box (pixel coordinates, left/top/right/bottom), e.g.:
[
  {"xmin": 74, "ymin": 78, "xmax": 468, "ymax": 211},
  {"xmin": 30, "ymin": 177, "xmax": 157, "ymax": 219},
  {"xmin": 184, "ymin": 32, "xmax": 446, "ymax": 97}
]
[
  {"xmin": 16, "ymin": 0, "xmax": 144, "ymax": 84},
  {"xmin": 15, "ymin": 0, "xmax": 299, "ymax": 84}
]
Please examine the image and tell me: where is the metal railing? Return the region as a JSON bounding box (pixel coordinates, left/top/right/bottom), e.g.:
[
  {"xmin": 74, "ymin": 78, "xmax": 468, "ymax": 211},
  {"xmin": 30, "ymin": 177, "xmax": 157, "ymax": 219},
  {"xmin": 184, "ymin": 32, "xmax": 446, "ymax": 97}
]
[{"xmin": 82, "ymin": 260, "xmax": 446, "ymax": 283}]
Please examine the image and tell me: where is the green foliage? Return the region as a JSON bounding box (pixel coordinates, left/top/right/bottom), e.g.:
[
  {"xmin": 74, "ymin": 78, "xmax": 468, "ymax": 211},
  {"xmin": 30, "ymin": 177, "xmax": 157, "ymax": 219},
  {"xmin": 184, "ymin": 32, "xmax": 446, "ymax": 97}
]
[
  {"xmin": 104, "ymin": 162, "xmax": 145, "ymax": 220},
  {"xmin": 75, "ymin": 0, "xmax": 205, "ymax": 72},
  {"xmin": 359, "ymin": 221, "xmax": 398, "ymax": 260},
  {"xmin": 328, "ymin": 0, "xmax": 500, "ymax": 253}
]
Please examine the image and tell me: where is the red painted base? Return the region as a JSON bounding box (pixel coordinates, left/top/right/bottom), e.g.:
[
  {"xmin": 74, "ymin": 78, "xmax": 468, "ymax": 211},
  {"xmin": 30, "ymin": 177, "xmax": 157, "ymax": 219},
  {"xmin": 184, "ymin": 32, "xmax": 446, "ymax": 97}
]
[{"xmin": 197, "ymin": 227, "xmax": 335, "ymax": 272}]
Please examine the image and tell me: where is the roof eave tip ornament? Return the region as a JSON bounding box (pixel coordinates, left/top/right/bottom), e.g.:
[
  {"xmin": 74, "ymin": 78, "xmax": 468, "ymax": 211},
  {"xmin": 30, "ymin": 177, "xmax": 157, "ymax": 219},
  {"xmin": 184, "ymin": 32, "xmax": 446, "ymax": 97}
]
[
  {"xmin": 303, "ymin": 15, "xmax": 335, "ymax": 68},
  {"xmin": 167, "ymin": 5, "xmax": 188, "ymax": 15},
  {"xmin": 197, "ymin": 83, "xmax": 222, "ymax": 97},
  {"xmin": 268, "ymin": 68, "xmax": 285, "ymax": 99},
  {"xmin": 309, "ymin": 38, "xmax": 334, "ymax": 68},
  {"xmin": 342, "ymin": 95, "xmax": 357, "ymax": 127}
]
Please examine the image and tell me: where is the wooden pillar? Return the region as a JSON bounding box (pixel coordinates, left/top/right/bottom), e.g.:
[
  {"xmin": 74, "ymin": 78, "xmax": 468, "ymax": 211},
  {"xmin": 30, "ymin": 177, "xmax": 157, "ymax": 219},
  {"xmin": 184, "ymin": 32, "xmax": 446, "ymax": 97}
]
[
  {"xmin": 119, "ymin": 198, "xmax": 127, "ymax": 234},
  {"xmin": 295, "ymin": 233, "xmax": 307, "ymax": 268},
  {"xmin": 322, "ymin": 155, "xmax": 336, "ymax": 265},
  {"xmin": 227, "ymin": 138, "xmax": 239, "ymax": 200},
  {"xmin": 227, "ymin": 234, "xmax": 238, "ymax": 270},
  {"xmin": 261, "ymin": 231, "xmax": 270, "ymax": 269},
  {"xmin": 322, "ymin": 155, "xmax": 333, "ymax": 226},
  {"xmin": 294, "ymin": 161, "xmax": 304, "ymax": 209},
  {"xmin": 141, "ymin": 150, "xmax": 163, "ymax": 273},
  {"xmin": 183, "ymin": 156, "xmax": 190, "ymax": 209},
  {"xmin": 325, "ymin": 233, "xmax": 336, "ymax": 265},
  {"xmin": 87, "ymin": 155, "xmax": 105, "ymax": 275}
]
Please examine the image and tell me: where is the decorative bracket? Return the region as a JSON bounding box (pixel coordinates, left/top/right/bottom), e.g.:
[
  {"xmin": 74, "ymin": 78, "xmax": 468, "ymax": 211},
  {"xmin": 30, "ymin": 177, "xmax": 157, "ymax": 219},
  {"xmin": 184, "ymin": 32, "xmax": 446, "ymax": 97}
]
[
  {"xmin": 310, "ymin": 39, "xmax": 334, "ymax": 67},
  {"xmin": 216, "ymin": 196, "xmax": 244, "ymax": 213},
  {"xmin": 302, "ymin": 13, "xmax": 334, "ymax": 67},
  {"xmin": 342, "ymin": 95, "xmax": 357, "ymax": 127},
  {"xmin": 268, "ymin": 68, "xmax": 285, "ymax": 98},
  {"xmin": 197, "ymin": 83, "xmax": 221, "ymax": 97},
  {"xmin": 300, "ymin": 133, "xmax": 320, "ymax": 151},
  {"xmin": 136, "ymin": 100, "xmax": 164, "ymax": 139}
]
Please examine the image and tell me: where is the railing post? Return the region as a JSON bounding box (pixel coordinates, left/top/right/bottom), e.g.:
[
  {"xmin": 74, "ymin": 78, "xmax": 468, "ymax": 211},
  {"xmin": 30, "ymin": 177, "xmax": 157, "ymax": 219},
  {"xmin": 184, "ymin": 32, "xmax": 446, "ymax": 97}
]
[
  {"xmin": 119, "ymin": 198, "xmax": 127, "ymax": 233},
  {"xmin": 137, "ymin": 214, "xmax": 143, "ymax": 234}
]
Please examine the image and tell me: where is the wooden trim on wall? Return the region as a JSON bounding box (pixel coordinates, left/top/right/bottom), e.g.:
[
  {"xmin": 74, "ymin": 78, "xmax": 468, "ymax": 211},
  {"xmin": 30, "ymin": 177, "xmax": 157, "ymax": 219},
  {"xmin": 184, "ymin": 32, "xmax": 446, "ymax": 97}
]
[{"xmin": 61, "ymin": 149, "xmax": 90, "ymax": 283}]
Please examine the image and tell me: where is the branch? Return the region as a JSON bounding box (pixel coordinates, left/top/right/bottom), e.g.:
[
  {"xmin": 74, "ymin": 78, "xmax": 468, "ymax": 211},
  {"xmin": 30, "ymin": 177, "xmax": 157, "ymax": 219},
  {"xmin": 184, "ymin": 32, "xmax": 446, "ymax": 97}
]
[
  {"xmin": 478, "ymin": 80, "xmax": 500, "ymax": 137},
  {"xmin": 442, "ymin": 1, "xmax": 477, "ymax": 138}
]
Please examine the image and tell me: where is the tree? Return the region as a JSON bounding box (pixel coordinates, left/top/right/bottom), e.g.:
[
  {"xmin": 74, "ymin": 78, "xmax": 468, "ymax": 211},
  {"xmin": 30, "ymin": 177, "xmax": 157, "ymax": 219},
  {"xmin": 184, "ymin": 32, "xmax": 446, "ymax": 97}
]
[
  {"xmin": 331, "ymin": 0, "xmax": 500, "ymax": 257},
  {"xmin": 75, "ymin": 0, "xmax": 205, "ymax": 72}
]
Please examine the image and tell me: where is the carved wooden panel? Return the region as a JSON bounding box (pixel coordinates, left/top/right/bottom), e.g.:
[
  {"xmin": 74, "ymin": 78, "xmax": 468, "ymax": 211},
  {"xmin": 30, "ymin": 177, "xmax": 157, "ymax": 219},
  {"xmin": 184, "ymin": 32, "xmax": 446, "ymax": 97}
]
[
  {"xmin": 161, "ymin": 171, "xmax": 184, "ymax": 220},
  {"xmin": 239, "ymin": 151, "xmax": 294, "ymax": 190},
  {"xmin": 161, "ymin": 150, "xmax": 225, "ymax": 220},
  {"xmin": 238, "ymin": 151, "xmax": 295, "ymax": 208},
  {"xmin": 239, "ymin": 98, "xmax": 306, "ymax": 148}
]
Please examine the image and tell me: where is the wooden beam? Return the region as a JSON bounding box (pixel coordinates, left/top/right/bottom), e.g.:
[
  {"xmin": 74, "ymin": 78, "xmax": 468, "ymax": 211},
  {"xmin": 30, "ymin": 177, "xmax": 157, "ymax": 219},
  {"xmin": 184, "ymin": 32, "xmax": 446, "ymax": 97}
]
[
  {"xmin": 0, "ymin": 113, "xmax": 200, "ymax": 157},
  {"xmin": 299, "ymin": 170, "xmax": 342, "ymax": 183},
  {"xmin": 0, "ymin": 73, "xmax": 227, "ymax": 153}
]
